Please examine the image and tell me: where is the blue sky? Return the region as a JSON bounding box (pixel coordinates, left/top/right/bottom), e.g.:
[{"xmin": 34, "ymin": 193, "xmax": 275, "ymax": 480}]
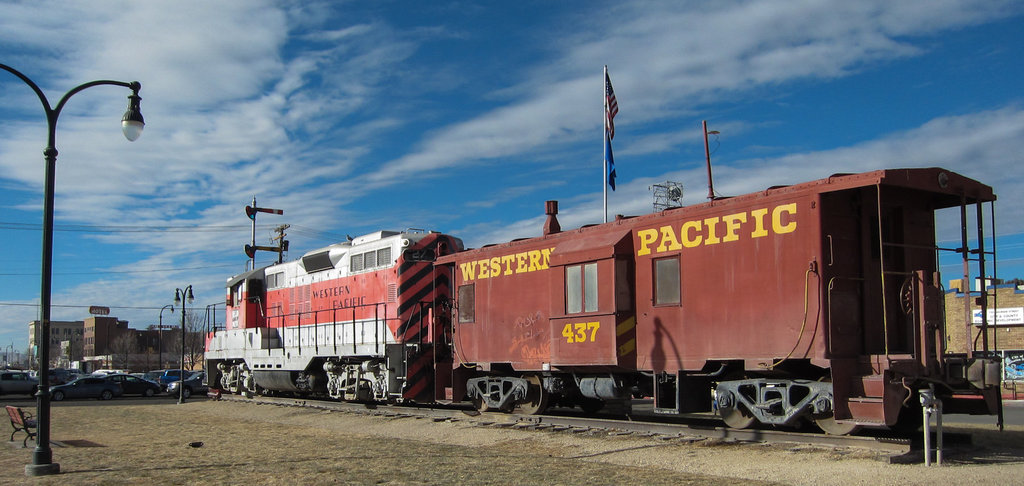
[{"xmin": 1, "ymin": 0, "xmax": 1023, "ymax": 353}]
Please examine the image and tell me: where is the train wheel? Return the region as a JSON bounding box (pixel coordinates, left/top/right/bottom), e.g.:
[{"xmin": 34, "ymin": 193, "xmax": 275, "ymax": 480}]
[
  {"xmin": 720, "ymin": 404, "xmax": 756, "ymax": 429},
  {"xmin": 518, "ymin": 375, "xmax": 549, "ymax": 415},
  {"xmin": 471, "ymin": 394, "xmax": 491, "ymax": 413},
  {"xmin": 812, "ymin": 377, "xmax": 861, "ymax": 435},
  {"xmin": 814, "ymin": 414, "xmax": 860, "ymax": 435}
]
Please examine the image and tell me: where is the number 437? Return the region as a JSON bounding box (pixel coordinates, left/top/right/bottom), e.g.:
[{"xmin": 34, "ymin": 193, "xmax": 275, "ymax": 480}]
[{"xmin": 562, "ymin": 322, "xmax": 600, "ymax": 343}]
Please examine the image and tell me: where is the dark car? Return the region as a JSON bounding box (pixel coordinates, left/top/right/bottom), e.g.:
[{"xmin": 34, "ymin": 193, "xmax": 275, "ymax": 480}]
[
  {"xmin": 158, "ymin": 369, "xmax": 189, "ymax": 390},
  {"xmin": 166, "ymin": 371, "xmax": 208, "ymax": 399},
  {"xmin": 107, "ymin": 373, "xmax": 161, "ymax": 397},
  {"xmin": 142, "ymin": 370, "xmax": 166, "ymax": 384},
  {"xmin": 50, "ymin": 376, "xmax": 123, "ymax": 401},
  {"xmin": 0, "ymin": 371, "xmax": 38, "ymax": 396}
]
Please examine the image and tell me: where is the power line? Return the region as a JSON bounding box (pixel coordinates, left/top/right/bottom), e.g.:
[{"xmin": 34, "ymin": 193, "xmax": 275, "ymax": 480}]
[
  {"xmin": 0, "ymin": 302, "xmax": 223, "ymax": 311},
  {"xmin": 0, "ymin": 221, "xmax": 270, "ymax": 233},
  {"xmin": 0, "ymin": 262, "xmax": 241, "ymax": 276}
]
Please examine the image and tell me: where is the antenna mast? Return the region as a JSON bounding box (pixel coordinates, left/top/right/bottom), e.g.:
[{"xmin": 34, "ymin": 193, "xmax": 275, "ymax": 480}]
[{"xmin": 703, "ymin": 120, "xmax": 719, "ymax": 201}]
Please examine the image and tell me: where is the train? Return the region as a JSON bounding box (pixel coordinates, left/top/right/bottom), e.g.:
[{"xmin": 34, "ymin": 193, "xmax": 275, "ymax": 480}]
[{"xmin": 205, "ymin": 167, "xmax": 1003, "ymax": 434}]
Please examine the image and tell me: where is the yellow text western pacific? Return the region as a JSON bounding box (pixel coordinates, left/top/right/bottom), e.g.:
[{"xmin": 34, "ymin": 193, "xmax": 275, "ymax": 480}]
[
  {"xmin": 637, "ymin": 203, "xmax": 798, "ymax": 256},
  {"xmin": 459, "ymin": 248, "xmax": 557, "ymax": 282}
]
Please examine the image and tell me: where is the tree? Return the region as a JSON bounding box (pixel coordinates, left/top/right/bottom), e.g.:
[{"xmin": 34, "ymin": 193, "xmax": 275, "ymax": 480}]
[
  {"xmin": 185, "ymin": 311, "xmax": 206, "ymax": 370},
  {"xmin": 110, "ymin": 331, "xmax": 138, "ymax": 371},
  {"xmin": 168, "ymin": 309, "xmax": 206, "ymax": 371}
]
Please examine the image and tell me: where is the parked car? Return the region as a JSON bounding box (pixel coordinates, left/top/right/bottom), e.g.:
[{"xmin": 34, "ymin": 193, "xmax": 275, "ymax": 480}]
[
  {"xmin": 166, "ymin": 372, "xmax": 208, "ymax": 399},
  {"xmin": 0, "ymin": 371, "xmax": 38, "ymax": 396},
  {"xmin": 50, "ymin": 376, "xmax": 123, "ymax": 401},
  {"xmin": 158, "ymin": 369, "xmax": 189, "ymax": 390},
  {"xmin": 142, "ymin": 370, "xmax": 166, "ymax": 384},
  {"xmin": 91, "ymin": 369, "xmax": 127, "ymax": 376},
  {"xmin": 106, "ymin": 373, "xmax": 161, "ymax": 397},
  {"xmin": 49, "ymin": 368, "xmax": 79, "ymax": 385}
]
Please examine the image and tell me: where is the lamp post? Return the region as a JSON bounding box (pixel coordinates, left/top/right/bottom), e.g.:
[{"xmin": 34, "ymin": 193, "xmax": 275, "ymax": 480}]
[
  {"xmin": 158, "ymin": 304, "xmax": 173, "ymax": 370},
  {"xmin": 174, "ymin": 286, "xmax": 194, "ymax": 404},
  {"xmin": 1, "ymin": 63, "xmax": 144, "ymax": 477}
]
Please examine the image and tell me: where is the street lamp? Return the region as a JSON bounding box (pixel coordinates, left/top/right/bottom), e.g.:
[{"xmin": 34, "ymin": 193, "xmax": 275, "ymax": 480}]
[
  {"xmin": 159, "ymin": 304, "xmax": 173, "ymax": 370},
  {"xmin": 1, "ymin": 63, "xmax": 144, "ymax": 477},
  {"xmin": 174, "ymin": 286, "xmax": 194, "ymax": 404}
]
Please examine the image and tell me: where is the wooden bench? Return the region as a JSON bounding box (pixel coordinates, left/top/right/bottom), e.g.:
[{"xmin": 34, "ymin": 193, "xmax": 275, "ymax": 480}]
[{"xmin": 6, "ymin": 405, "xmax": 36, "ymax": 447}]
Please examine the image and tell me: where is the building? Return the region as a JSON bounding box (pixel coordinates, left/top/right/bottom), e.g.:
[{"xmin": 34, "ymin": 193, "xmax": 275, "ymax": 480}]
[
  {"xmin": 27, "ymin": 319, "xmax": 84, "ymax": 368},
  {"xmin": 83, "ymin": 316, "xmax": 130, "ymax": 357},
  {"xmin": 945, "ymin": 279, "xmax": 1024, "ymax": 398},
  {"xmin": 29, "ymin": 314, "xmax": 201, "ymax": 373}
]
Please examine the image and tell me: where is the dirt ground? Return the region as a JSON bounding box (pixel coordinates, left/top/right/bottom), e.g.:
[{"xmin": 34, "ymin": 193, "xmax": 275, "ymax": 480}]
[{"xmin": 2, "ymin": 398, "xmax": 1023, "ymax": 485}]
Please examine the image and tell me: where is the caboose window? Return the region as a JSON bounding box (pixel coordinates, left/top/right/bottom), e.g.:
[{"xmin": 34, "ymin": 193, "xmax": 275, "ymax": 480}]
[
  {"xmin": 654, "ymin": 257, "xmax": 681, "ymax": 306},
  {"xmin": 458, "ymin": 284, "xmax": 475, "ymax": 323},
  {"xmin": 566, "ymin": 262, "xmax": 598, "ymax": 314}
]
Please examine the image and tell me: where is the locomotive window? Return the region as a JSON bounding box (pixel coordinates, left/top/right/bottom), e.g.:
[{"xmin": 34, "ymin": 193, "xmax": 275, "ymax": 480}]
[
  {"xmin": 377, "ymin": 247, "xmax": 392, "ymax": 266},
  {"xmin": 458, "ymin": 284, "xmax": 475, "ymax": 323},
  {"xmin": 654, "ymin": 257, "xmax": 681, "ymax": 306},
  {"xmin": 267, "ymin": 272, "xmax": 285, "ymax": 289},
  {"xmin": 566, "ymin": 262, "xmax": 598, "ymax": 314}
]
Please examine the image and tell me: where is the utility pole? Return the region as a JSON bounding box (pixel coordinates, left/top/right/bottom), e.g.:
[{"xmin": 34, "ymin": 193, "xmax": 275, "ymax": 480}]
[{"xmin": 272, "ymin": 224, "xmax": 290, "ymax": 264}]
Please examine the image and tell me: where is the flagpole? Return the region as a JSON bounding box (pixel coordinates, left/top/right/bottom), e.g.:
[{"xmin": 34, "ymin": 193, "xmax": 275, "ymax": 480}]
[{"xmin": 603, "ymin": 65, "xmax": 609, "ymax": 223}]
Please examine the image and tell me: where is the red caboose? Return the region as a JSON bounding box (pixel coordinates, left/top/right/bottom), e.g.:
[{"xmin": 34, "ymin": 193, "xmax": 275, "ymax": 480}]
[{"xmin": 439, "ymin": 168, "xmax": 1002, "ymax": 432}]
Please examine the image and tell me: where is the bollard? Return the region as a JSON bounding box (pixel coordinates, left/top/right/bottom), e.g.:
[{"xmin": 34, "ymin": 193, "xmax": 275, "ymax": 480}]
[{"xmin": 920, "ymin": 386, "xmax": 943, "ymax": 466}]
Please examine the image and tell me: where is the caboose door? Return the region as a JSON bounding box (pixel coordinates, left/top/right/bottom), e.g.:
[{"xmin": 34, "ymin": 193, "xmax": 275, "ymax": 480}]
[
  {"xmin": 820, "ymin": 190, "xmax": 866, "ymax": 358},
  {"xmin": 547, "ymin": 230, "xmax": 634, "ymax": 368}
]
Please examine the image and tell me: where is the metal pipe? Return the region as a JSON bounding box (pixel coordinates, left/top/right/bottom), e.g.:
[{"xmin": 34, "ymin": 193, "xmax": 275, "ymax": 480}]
[
  {"xmin": 703, "ymin": 120, "xmax": 717, "ymax": 201},
  {"xmin": 960, "ymin": 194, "xmax": 972, "ymax": 359},
  {"xmin": 976, "ymin": 201, "xmax": 989, "ymax": 351},
  {"xmin": 876, "ymin": 185, "xmax": 889, "ymax": 355}
]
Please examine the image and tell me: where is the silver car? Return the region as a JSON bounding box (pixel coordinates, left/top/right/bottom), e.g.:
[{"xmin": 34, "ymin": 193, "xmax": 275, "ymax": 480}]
[{"xmin": 0, "ymin": 371, "xmax": 38, "ymax": 396}]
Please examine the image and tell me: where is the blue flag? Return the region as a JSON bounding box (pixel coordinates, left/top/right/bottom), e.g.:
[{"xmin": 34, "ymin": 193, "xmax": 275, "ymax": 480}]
[{"xmin": 605, "ymin": 133, "xmax": 616, "ymax": 191}]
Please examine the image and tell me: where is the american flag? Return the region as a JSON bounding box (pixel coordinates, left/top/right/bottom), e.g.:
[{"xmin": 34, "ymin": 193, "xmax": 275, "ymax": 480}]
[{"xmin": 605, "ymin": 72, "xmax": 618, "ymax": 139}]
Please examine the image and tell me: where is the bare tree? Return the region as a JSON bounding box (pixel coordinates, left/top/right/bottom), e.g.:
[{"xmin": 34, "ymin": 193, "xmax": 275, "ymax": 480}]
[
  {"xmin": 167, "ymin": 309, "xmax": 206, "ymax": 370},
  {"xmin": 185, "ymin": 311, "xmax": 206, "ymax": 370},
  {"xmin": 110, "ymin": 331, "xmax": 138, "ymax": 371}
]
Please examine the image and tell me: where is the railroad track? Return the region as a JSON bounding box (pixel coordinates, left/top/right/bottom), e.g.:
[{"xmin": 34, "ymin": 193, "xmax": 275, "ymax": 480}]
[{"xmin": 216, "ymin": 394, "xmax": 961, "ymax": 462}]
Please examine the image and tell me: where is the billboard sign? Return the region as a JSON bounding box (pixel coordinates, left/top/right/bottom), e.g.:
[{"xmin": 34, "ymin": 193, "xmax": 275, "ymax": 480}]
[{"xmin": 972, "ymin": 307, "xmax": 1024, "ymax": 326}]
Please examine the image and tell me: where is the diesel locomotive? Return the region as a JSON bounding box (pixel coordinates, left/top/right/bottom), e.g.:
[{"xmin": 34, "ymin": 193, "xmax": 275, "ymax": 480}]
[{"xmin": 206, "ymin": 167, "xmax": 1002, "ymax": 434}]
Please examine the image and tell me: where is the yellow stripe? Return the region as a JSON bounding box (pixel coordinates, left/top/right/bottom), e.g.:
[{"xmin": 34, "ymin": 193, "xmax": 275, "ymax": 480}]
[
  {"xmin": 618, "ymin": 338, "xmax": 636, "ymax": 356},
  {"xmin": 616, "ymin": 316, "xmax": 636, "ymax": 336}
]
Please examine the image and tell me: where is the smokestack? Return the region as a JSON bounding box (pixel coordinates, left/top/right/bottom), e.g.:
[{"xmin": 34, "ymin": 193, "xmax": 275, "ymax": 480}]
[{"xmin": 543, "ymin": 200, "xmax": 561, "ymax": 235}]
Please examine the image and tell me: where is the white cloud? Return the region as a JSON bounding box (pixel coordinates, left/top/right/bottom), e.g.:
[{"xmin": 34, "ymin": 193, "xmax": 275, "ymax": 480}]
[
  {"xmin": 475, "ymin": 106, "xmax": 1024, "ymax": 249},
  {"xmin": 1, "ymin": 0, "xmax": 1021, "ymax": 350}
]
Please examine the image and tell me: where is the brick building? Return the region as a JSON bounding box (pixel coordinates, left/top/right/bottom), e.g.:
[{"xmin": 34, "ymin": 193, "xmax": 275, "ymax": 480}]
[
  {"xmin": 83, "ymin": 316, "xmax": 130, "ymax": 357},
  {"xmin": 945, "ymin": 280, "xmax": 1024, "ymax": 397}
]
